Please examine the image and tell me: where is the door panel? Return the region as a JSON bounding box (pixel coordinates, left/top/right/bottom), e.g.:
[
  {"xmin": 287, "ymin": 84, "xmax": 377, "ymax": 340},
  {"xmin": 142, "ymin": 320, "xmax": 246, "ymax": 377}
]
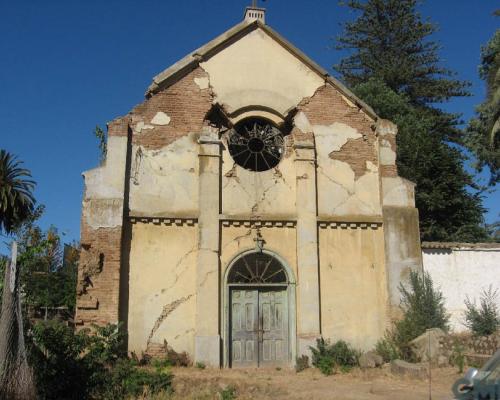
[
  {"xmin": 259, "ymin": 289, "xmax": 288, "ymax": 366},
  {"xmin": 231, "ymin": 289, "xmax": 258, "ymax": 367},
  {"xmin": 230, "ymin": 288, "xmax": 288, "ymax": 367}
]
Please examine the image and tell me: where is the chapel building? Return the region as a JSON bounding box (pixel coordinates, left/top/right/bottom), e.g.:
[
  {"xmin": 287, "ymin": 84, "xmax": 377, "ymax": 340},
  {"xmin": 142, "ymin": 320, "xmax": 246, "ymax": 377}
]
[{"xmin": 76, "ymin": 7, "xmax": 422, "ymax": 368}]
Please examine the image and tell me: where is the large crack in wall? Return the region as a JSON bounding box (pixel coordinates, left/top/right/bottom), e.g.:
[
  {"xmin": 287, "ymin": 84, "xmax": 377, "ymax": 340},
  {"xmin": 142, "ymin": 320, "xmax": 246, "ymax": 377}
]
[{"xmin": 146, "ymin": 294, "xmax": 194, "ymax": 347}]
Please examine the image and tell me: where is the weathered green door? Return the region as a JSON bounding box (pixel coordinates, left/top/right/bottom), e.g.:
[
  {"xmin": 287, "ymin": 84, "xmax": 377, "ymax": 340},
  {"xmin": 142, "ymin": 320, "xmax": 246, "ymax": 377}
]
[
  {"xmin": 231, "ymin": 289, "xmax": 259, "ymax": 367},
  {"xmin": 259, "ymin": 289, "xmax": 288, "ymax": 366},
  {"xmin": 230, "ymin": 288, "xmax": 288, "ymax": 367}
]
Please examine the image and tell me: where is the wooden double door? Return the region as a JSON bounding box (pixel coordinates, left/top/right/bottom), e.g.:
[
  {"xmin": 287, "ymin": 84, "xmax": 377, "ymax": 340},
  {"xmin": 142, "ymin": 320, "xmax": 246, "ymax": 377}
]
[{"xmin": 230, "ymin": 287, "xmax": 288, "ymax": 367}]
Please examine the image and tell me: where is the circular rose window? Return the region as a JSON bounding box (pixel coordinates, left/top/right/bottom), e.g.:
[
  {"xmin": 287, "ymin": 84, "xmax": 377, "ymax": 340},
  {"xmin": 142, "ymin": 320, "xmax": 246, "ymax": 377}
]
[{"xmin": 227, "ymin": 118, "xmax": 284, "ymax": 172}]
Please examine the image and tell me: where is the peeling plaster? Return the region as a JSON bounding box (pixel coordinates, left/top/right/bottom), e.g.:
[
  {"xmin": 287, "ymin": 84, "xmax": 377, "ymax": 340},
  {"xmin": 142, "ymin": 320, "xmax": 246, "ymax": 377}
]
[
  {"xmin": 315, "ymin": 121, "xmax": 380, "ymax": 215},
  {"xmin": 83, "ymin": 198, "xmax": 123, "ymax": 229},
  {"xmin": 129, "ymin": 135, "xmax": 199, "ymax": 215},
  {"xmin": 194, "ymin": 76, "xmax": 210, "ymax": 90},
  {"xmin": 135, "ymin": 120, "xmax": 155, "ymax": 134},
  {"xmin": 83, "ymin": 136, "xmax": 127, "ymax": 200},
  {"xmin": 382, "ymin": 177, "xmax": 415, "ymax": 207},
  {"xmin": 366, "ymin": 161, "xmax": 378, "ymax": 173},
  {"xmin": 294, "ymin": 111, "xmax": 312, "ymax": 134},
  {"xmin": 313, "ymin": 122, "xmax": 362, "ymax": 152},
  {"xmin": 151, "ymin": 112, "xmax": 171, "ymax": 126},
  {"xmin": 380, "ymin": 146, "xmax": 396, "ymax": 166}
]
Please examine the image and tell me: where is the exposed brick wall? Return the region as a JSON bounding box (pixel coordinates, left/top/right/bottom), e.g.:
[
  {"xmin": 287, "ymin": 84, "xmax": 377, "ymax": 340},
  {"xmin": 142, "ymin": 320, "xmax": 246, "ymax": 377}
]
[
  {"xmin": 108, "ymin": 116, "xmax": 129, "ymax": 137},
  {"xmin": 329, "ymin": 137, "xmax": 377, "ymax": 179},
  {"xmin": 297, "ymin": 85, "xmax": 378, "ymax": 177},
  {"xmin": 75, "ymin": 214, "xmax": 123, "ymax": 327},
  {"xmin": 291, "ymin": 125, "xmax": 314, "ymax": 143},
  {"xmin": 130, "ymin": 68, "xmax": 213, "ymax": 150},
  {"xmin": 299, "ymin": 85, "xmax": 374, "ymax": 129}
]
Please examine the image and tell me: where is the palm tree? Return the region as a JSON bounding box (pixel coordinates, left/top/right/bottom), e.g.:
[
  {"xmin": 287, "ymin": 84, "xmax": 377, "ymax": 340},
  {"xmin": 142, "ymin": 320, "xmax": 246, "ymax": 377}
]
[
  {"xmin": 0, "ymin": 150, "xmax": 37, "ymax": 399},
  {"xmin": 0, "ymin": 149, "xmax": 36, "ymax": 234}
]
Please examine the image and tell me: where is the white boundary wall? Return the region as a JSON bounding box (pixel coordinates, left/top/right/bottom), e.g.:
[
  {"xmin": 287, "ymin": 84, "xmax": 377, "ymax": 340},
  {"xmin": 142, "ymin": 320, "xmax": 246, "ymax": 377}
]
[{"xmin": 422, "ymin": 243, "xmax": 500, "ymax": 332}]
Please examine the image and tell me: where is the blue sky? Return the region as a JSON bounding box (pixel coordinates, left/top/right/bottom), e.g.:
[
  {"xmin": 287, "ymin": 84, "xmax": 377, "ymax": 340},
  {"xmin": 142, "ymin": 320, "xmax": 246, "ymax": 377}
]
[{"xmin": 0, "ymin": 0, "xmax": 498, "ymax": 248}]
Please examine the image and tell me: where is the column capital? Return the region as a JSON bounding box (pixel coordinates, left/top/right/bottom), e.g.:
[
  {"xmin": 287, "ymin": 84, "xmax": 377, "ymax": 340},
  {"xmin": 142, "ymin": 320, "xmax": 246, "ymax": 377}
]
[{"xmin": 198, "ymin": 136, "xmax": 223, "ymax": 146}]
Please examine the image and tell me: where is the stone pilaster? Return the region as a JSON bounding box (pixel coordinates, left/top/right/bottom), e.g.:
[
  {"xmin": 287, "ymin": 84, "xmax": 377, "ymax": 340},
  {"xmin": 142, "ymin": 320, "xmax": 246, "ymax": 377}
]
[
  {"xmin": 294, "ymin": 142, "xmax": 321, "ymax": 356},
  {"xmin": 377, "ymin": 119, "xmax": 423, "ymax": 320},
  {"xmin": 194, "ymin": 127, "xmax": 222, "ymax": 367}
]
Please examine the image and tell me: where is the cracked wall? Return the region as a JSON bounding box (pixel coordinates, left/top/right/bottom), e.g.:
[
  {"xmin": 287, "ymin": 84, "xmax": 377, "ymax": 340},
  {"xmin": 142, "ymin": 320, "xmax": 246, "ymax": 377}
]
[
  {"xmin": 127, "ymin": 67, "xmax": 211, "ymax": 217},
  {"xmin": 131, "ymin": 68, "xmax": 212, "ymax": 151},
  {"xmin": 221, "ymin": 148, "xmax": 296, "ymax": 217},
  {"xmin": 76, "ymin": 22, "xmax": 422, "ymax": 359},
  {"xmin": 129, "ymin": 135, "xmax": 199, "ymax": 216},
  {"xmin": 296, "ymin": 85, "xmax": 381, "ymax": 217},
  {"xmin": 221, "ymin": 226, "xmax": 297, "ymax": 280},
  {"xmin": 319, "ymin": 226, "xmax": 388, "ymax": 350},
  {"xmin": 128, "ymin": 223, "xmax": 197, "ymax": 356},
  {"xmin": 200, "ymin": 28, "xmax": 324, "ymax": 116}
]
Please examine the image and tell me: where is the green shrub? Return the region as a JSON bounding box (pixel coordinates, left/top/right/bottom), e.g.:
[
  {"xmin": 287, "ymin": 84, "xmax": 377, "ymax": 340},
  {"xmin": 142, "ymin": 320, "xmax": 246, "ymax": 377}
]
[
  {"xmin": 375, "ymin": 335, "xmax": 400, "ymax": 362},
  {"xmin": 151, "ymin": 357, "xmax": 172, "ymax": 370},
  {"xmin": 87, "ymin": 323, "xmax": 127, "ymax": 365},
  {"xmin": 464, "ymin": 286, "xmax": 500, "ymax": 336},
  {"xmin": 393, "ymin": 270, "xmax": 449, "ymax": 361},
  {"xmin": 195, "ymin": 361, "xmax": 206, "ymax": 369},
  {"xmin": 219, "ymin": 385, "xmax": 237, "ymax": 400},
  {"xmin": 29, "ymin": 320, "xmax": 173, "ymax": 400},
  {"xmin": 310, "ymin": 338, "xmax": 359, "ymax": 375},
  {"xmin": 101, "ymin": 358, "xmax": 172, "ymax": 399},
  {"xmin": 30, "ymin": 320, "xmax": 99, "ymax": 400},
  {"xmin": 450, "ymin": 341, "xmax": 465, "ymax": 373}
]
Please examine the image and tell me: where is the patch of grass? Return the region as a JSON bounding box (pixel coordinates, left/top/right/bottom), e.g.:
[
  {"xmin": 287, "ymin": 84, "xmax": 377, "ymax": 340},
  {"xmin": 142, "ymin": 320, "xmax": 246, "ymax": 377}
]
[
  {"xmin": 219, "ymin": 385, "xmax": 237, "ymax": 400},
  {"xmin": 195, "ymin": 361, "xmax": 206, "ymax": 369}
]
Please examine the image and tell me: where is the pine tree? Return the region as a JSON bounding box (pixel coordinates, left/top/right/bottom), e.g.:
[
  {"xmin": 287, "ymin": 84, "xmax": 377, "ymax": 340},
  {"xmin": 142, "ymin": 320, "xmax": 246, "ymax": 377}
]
[
  {"xmin": 466, "ymin": 12, "xmax": 500, "ymax": 185},
  {"xmin": 335, "ymin": 0, "xmax": 489, "ymax": 241},
  {"xmin": 336, "ymin": 0, "xmax": 470, "ymax": 107}
]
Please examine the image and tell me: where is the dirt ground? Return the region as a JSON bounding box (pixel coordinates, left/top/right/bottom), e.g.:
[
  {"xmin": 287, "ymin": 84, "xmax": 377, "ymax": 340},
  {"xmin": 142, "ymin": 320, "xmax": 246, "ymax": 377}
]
[{"xmin": 166, "ymin": 365, "xmax": 461, "ymax": 400}]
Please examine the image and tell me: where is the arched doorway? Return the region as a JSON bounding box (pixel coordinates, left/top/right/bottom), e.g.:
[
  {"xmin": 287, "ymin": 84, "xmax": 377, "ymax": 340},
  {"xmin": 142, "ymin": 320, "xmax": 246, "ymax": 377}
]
[{"xmin": 224, "ymin": 250, "xmax": 295, "ymax": 368}]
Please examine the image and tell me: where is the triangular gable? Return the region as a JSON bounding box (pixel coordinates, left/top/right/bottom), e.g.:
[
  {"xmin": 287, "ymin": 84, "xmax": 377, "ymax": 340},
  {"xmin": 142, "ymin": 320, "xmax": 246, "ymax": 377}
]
[{"xmin": 146, "ymin": 20, "xmax": 377, "ymax": 120}]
